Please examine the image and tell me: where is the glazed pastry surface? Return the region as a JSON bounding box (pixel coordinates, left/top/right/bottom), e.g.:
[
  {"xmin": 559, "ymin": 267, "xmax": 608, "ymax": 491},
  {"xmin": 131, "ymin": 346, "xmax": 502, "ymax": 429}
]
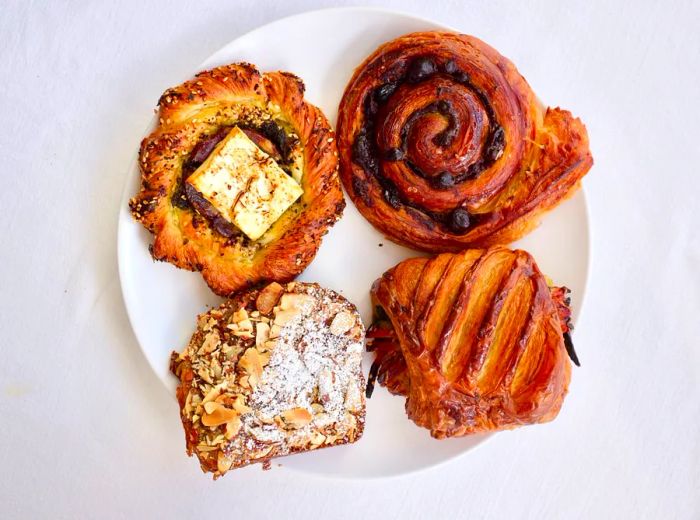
[
  {"xmin": 337, "ymin": 31, "xmax": 592, "ymax": 251},
  {"xmin": 367, "ymin": 246, "xmax": 575, "ymax": 438}
]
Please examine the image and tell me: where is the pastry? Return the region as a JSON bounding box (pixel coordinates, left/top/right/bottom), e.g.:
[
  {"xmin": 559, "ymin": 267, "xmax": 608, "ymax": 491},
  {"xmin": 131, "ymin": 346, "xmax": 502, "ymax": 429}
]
[
  {"xmin": 337, "ymin": 32, "xmax": 593, "ymax": 252},
  {"xmin": 170, "ymin": 281, "xmax": 366, "ymax": 477},
  {"xmin": 130, "ymin": 63, "xmax": 344, "ymax": 296},
  {"xmin": 366, "ymin": 246, "xmax": 577, "ymax": 438}
]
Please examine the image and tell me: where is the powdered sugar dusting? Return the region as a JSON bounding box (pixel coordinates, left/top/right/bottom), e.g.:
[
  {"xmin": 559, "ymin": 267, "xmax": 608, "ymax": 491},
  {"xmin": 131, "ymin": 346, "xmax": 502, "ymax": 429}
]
[
  {"xmin": 173, "ymin": 281, "xmax": 366, "ymax": 473},
  {"xmin": 248, "ymin": 285, "xmax": 364, "ymax": 435}
]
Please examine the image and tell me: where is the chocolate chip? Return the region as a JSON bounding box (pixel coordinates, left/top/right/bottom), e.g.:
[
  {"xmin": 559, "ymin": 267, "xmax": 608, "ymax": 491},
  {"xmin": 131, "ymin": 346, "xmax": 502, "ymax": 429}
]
[
  {"xmin": 407, "ymin": 57, "xmax": 436, "ymax": 83},
  {"xmin": 433, "ymin": 172, "xmax": 455, "ymax": 189},
  {"xmin": 364, "ymin": 93, "xmax": 379, "ymax": 119},
  {"xmin": 259, "ymin": 120, "xmax": 291, "ymax": 160},
  {"xmin": 366, "ymin": 360, "xmax": 380, "ymax": 398},
  {"xmin": 352, "ymin": 129, "xmax": 378, "ymax": 175},
  {"xmin": 437, "ymin": 100, "xmax": 451, "ymax": 113},
  {"xmin": 351, "ymin": 177, "xmax": 372, "ymax": 206},
  {"xmin": 383, "ymin": 188, "xmax": 402, "ymax": 209},
  {"xmin": 384, "ymin": 147, "xmax": 404, "ymax": 161},
  {"xmin": 486, "ymin": 126, "xmax": 506, "ymax": 162},
  {"xmin": 374, "ymin": 305, "xmax": 389, "ymax": 321},
  {"xmin": 449, "ymin": 208, "xmax": 471, "ymax": 232},
  {"xmin": 434, "ymin": 129, "xmax": 457, "ymax": 147},
  {"xmin": 563, "ymin": 332, "xmax": 580, "ymax": 367},
  {"xmin": 444, "ymin": 60, "xmax": 458, "ymax": 74},
  {"xmin": 466, "ymin": 160, "xmax": 485, "ymax": 178},
  {"xmin": 374, "ymin": 82, "xmax": 397, "ymax": 103},
  {"xmin": 453, "ymin": 71, "xmax": 471, "ymax": 84}
]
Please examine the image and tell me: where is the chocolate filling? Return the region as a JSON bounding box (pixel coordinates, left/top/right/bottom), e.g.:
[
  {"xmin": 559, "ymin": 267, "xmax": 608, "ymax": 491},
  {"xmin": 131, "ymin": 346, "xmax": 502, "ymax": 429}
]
[
  {"xmin": 183, "ymin": 183, "xmax": 238, "ymax": 238},
  {"xmin": 190, "ymin": 126, "xmax": 232, "ymax": 164},
  {"xmin": 172, "ymin": 127, "xmax": 232, "ymax": 210},
  {"xmin": 351, "ymin": 56, "xmax": 507, "ymax": 234}
]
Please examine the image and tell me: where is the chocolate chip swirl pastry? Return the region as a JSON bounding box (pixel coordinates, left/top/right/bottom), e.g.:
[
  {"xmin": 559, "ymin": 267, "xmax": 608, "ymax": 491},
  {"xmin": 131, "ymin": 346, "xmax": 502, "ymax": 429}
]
[
  {"xmin": 337, "ymin": 32, "xmax": 593, "ymax": 252},
  {"xmin": 366, "ymin": 247, "xmax": 577, "ymax": 438},
  {"xmin": 130, "ymin": 63, "xmax": 344, "ymax": 295},
  {"xmin": 170, "ymin": 281, "xmax": 365, "ymax": 477}
]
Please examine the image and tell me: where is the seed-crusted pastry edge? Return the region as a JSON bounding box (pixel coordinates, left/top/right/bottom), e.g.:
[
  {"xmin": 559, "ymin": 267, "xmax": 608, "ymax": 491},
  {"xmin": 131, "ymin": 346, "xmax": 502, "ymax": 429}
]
[{"xmin": 130, "ymin": 63, "xmax": 345, "ymax": 296}]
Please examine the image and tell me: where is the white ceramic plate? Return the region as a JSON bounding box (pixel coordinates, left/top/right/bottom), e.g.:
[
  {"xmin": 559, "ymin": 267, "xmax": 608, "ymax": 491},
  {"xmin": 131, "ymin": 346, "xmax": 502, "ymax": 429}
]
[{"xmin": 118, "ymin": 7, "xmax": 590, "ymax": 478}]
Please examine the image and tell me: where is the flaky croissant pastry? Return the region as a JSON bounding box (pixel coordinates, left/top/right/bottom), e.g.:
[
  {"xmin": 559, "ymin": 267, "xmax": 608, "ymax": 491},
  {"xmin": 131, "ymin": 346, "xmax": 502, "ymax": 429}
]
[
  {"xmin": 337, "ymin": 31, "xmax": 593, "ymax": 252},
  {"xmin": 130, "ymin": 63, "xmax": 344, "ymax": 296},
  {"xmin": 367, "ymin": 247, "xmax": 577, "ymax": 438}
]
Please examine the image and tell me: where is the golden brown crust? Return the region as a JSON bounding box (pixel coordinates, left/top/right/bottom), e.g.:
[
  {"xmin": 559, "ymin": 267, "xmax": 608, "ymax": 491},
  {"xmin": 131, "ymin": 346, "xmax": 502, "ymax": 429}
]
[
  {"xmin": 130, "ymin": 64, "xmax": 344, "ymax": 296},
  {"xmin": 171, "ymin": 282, "xmax": 366, "ymax": 477},
  {"xmin": 337, "ymin": 32, "xmax": 592, "ymax": 252},
  {"xmin": 367, "ymin": 247, "xmax": 573, "ymax": 438}
]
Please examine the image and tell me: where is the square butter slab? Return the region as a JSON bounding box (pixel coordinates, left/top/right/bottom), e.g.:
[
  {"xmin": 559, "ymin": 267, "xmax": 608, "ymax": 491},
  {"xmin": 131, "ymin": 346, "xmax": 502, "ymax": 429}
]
[{"xmin": 186, "ymin": 127, "xmax": 302, "ymax": 240}]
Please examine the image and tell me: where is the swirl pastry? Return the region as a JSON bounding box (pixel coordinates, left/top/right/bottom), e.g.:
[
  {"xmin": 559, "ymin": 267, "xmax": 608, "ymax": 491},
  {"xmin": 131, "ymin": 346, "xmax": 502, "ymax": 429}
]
[
  {"xmin": 337, "ymin": 32, "xmax": 593, "ymax": 251},
  {"xmin": 171, "ymin": 281, "xmax": 366, "ymax": 477},
  {"xmin": 366, "ymin": 247, "xmax": 577, "ymax": 438},
  {"xmin": 130, "ymin": 63, "xmax": 344, "ymax": 296}
]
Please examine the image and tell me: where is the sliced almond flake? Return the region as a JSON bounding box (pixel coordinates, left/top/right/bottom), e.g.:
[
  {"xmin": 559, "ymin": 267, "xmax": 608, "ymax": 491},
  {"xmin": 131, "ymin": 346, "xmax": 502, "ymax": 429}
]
[
  {"xmin": 184, "ymin": 391, "xmax": 194, "ymax": 415},
  {"xmin": 197, "ymin": 367, "xmax": 214, "ymax": 385},
  {"xmin": 269, "ymin": 324, "xmax": 282, "ymax": 339},
  {"xmin": 198, "ymin": 330, "xmax": 220, "ymax": 355},
  {"xmin": 217, "ymin": 450, "xmax": 233, "ymax": 473},
  {"xmin": 231, "ymin": 308, "xmax": 249, "ymax": 324},
  {"xmin": 310, "ymin": 432, "xmax": 326, "ymax": 447},
  {"xmin": 254, "ymin": 445, "xmax": 274, "ymax": 459},
  {"xmin": 237, "ymin": 318, "xmax": 253, "ymax": 332},
  {"xmin": 225, "ymin": 416, "xmax": 242, "ymax": 439},
  {"xmin": 255, "ymin": 322, "xmax": 270, "ymax": 347},
  {"xmin": 202, "ymin": 382, "xmax": 227, "ymax": 404},
  {"xmin": 239, "ymin": 347, "xmax": 264, "ymax": 384},
  {"xmin": 202, "ymin": 402, "xmax": 238, "ymax": 427},
  {"xmin": 279, "ymin": 407, "xmax": 312, "ymax": 429},
  {"xmin": 272, "ymin": 309, "xmax": 299, "ymax": 327},
  {"xmin": 279, "ymin": 293, "xmax": 314, "ymax": 311},
  {"xmin": 232, "ymin": 395, "xmax": 252, "ymax": 414},
  {"xmin": 329, "ymin": 311, "xmax": 354, "ymax": 336}
]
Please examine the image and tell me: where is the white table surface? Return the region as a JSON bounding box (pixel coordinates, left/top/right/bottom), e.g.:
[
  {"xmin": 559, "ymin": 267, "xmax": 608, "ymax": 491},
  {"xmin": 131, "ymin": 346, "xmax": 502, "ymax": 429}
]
[{"xmin": 1, "ymin": 1, "xmax": 698, "ymax": 518}]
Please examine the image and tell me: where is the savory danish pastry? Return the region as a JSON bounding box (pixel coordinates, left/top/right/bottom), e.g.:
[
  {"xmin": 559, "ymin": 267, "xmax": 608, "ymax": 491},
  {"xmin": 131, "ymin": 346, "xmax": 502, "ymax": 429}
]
[
  {"xmin": 130, "ymin": 63, "xmax": 344, "ymax": 296},
  {"xmin": 171, "ymin": 281, "xmax": 366, "ymax": 477},
  {"xmin": 337, "ymin": 32, "xmax": 593, "ymax": 252},
  {"xmin": 366, "ymin": 247, "xmax": 578, "ymax": 438}
]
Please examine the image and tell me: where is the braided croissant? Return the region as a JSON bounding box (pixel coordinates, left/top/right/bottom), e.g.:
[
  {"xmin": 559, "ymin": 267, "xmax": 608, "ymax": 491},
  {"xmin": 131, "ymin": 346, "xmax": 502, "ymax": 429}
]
[
  {"xmin": 337, "ymin": 32, "xmax": 593, "ymax": 252},
  {"xmin": 130, "ymin": 63, "xmax": 344, "ymax": 296},
  {"xmin": 367, "ymin": 247, "xmax": 577, "ymax": 438}
]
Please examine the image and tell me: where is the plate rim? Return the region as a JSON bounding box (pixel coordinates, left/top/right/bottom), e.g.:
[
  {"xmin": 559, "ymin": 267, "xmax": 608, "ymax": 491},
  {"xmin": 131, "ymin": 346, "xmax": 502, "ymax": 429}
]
[{"xmin": 116, "ymin": 5, "xmax": 592, "ymax": 479}]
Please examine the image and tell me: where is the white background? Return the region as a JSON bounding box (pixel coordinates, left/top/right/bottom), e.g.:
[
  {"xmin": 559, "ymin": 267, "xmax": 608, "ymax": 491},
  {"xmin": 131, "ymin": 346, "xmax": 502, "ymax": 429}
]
[{"xmin": 1, "ymin": 1, "xmax": 698, "ymax": 518}]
